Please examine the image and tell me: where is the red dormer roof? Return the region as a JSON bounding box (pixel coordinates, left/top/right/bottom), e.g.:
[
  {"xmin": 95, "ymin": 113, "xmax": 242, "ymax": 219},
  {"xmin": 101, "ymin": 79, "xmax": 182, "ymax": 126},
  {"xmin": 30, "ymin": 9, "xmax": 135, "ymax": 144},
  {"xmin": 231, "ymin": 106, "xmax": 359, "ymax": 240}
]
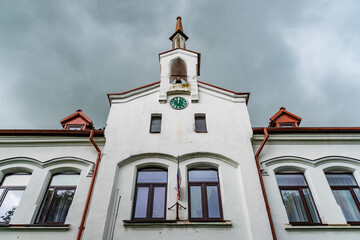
[
  {"xmin": 60, "ymin": 109, "xmax": 94, "ymax": 130},
  {"xmin": 268, "ymin": 107, "xmax": 302, "ymax": 127}
]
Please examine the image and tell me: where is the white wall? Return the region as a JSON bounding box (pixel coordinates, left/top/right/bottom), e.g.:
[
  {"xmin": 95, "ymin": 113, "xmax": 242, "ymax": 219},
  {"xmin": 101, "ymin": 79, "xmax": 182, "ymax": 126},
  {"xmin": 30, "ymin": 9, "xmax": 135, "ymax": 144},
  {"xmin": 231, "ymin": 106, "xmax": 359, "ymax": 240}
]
[{"xmin": 253, "ymin": 133, "xmax": 360, "ymax": 240}]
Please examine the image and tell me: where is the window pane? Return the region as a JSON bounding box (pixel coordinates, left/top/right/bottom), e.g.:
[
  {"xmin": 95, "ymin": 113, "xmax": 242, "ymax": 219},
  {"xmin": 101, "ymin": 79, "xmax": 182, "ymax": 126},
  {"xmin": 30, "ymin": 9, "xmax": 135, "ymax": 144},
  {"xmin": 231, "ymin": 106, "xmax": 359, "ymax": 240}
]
[
  {"xmin": 281, "ymin": 190, "xmax": 309, "ymax": 222},
  {"xmin": 1, "ymin": 174, "xmax": 31, "ymax": 186},
  {"xmin": 189, "ymin": 170, "xmax": 218, "ymax": 182},
  {"xmin": 36, "ymin": 188, "xmax": 54, "ymax": 223},
  {"xmin": 276, "ymin": 174, "xmax": 307, "ymax": 186},
  {"xmin": 66, "ymin": 124, "xmax": 84, "ymax": 130},
  {"xmin": 150, "ymin": 116, "xmax": 161, "ymax": 133},
  {"xmin": 190, "ymin": 186, "xmax": 203, "ymax": 218},
  {"xmin": 50, "ymin": 174, "xmax": 79, "ymax": 186},
  {"xmin": 207, "ymin": 186, "xmax": 220, "ymax": 218},
  {"xmin": 302, "ymin": 188, "xmax": 320, "ymax": 223},
  {"xmin": 46, "ymin": 189, "xmax": 75, "ymax": 223},
  {"xmin": 326, "ymin": 174, "xmax": 357, "ymax": 186},
  {"xmin": 152, "ymin": 187, "xmax": 165, "ymax": 218},
  {"xmin": 134, "ymin": 187, "xmax": 149, "ymax": 218},
  {"xmin": 0, "ymin": 190, "xmax": 24, "ymax": 223},
  {"xmin": 195, "ymin": 116, "xmax": 207, "ymax": 132},
  {"xmin": 137, "ymin": 171, "xmax": 167, "ymax": 183},
  {"xmin": 332, "ymin": 190, "xmax": 360, "ymax": 222},
  {"xmin": 354, "ymin": 188, "xmax": 360, "ymax": 203}
]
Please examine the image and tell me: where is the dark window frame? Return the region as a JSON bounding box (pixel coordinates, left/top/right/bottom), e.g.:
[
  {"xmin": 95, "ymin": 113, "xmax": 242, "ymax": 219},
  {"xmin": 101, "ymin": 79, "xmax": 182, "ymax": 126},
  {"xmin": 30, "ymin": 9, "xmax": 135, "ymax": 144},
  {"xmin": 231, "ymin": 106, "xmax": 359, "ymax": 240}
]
[
  {"xmin": 326, "ymin": 173, "xmax": 360, "ymax": 225},
  {"xmin": 150, "ymin": 115, "xmax": 162, "ymax": 133},
  {"xmin": 276, "ymin": 173, "xmax": 322, "ymax": 225},
  {"xmin": 278, "ymin": 122, "xmax": 296, "ymax": 128},
  {"xmin": 188, "ymin": 168, "xmax": 223, "ymax": 222},
  {"xmin": 65, "ymin": 124, "xmax": 85, "ymax": 130},
  {"xmin": 195, "ymin": 114, "xmax": 207, "ymax": 133},
  {"xmin": 35, "ymin": 172, "xmax": 79, "ymax": 225},
  {"xmin": 131, "ymin": 168, "xmax": 168, "ymax": 222},
  {"xmin": 0, "ymin": 173, "xmax": 31, "ymax": 223}
]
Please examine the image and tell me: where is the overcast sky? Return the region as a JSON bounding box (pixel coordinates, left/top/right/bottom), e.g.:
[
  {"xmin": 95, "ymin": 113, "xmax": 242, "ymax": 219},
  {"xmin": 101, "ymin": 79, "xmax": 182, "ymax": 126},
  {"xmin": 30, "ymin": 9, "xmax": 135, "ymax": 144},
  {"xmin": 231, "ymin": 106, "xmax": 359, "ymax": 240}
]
[{"xmin": 1, "ymin": 0, "xmax": 360, "ymax": 129}]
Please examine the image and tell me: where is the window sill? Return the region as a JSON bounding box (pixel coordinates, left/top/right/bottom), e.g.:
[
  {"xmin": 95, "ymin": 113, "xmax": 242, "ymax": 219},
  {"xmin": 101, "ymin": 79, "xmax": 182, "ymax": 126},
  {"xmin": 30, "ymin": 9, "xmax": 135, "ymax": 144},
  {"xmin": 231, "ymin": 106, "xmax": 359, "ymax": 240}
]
[
  {"xmin": 0, "ymin": 224, "xmax": 70, "ymax": 231},
  {"xmin": 285, "ymin": 224, "xmax": 360, "ymax": 230},
  {"xmin": 123, "ymin": 220, "xmax": 232, "ymax": 228}
]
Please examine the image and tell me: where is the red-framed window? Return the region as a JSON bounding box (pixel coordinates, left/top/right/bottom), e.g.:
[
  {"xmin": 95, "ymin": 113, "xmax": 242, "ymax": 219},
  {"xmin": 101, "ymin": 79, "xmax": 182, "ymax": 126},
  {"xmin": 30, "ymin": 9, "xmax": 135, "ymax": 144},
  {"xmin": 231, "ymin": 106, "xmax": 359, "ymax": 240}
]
[
  {"xmin": 276, "ymin": 173, "xmax": 321, "ymax": 225},
  {"xmin": 188, "ymin": 169, "xmax": 223, "ymax": 221},
  {"xmin": 132, "ymin": 168, "xmax": 168, "ymax": 221},
  {"xmin": 326, "ymin": 173, "xmax": 360, "ymax": 224},
  {"xmin": 36, "ymin": 173, "xmax": 79, "ymax": 224},
  {"xmin": 0, "ymin": 173, "xmax": 31, "ymax": 223}
]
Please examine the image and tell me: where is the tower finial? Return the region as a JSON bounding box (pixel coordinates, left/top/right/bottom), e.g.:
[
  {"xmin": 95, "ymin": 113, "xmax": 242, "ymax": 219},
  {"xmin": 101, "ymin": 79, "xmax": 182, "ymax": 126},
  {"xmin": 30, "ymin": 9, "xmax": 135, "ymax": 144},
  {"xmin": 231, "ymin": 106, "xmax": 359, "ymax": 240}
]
[
  {"xmin": 175, "ymin": 16, "xmax": 183, "ymax": 32},
  {"xmin": 169, "ymin": 16, "xmax": 188, "ymax": 49}
]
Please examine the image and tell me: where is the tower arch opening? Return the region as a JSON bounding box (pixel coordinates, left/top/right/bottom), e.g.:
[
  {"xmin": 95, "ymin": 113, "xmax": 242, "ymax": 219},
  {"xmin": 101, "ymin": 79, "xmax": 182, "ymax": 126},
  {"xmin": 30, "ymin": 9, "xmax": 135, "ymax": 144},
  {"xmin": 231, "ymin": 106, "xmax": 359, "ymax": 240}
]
[{"xmin": 170, "ymin": 58, "xmax": 187, "ymax": 83}]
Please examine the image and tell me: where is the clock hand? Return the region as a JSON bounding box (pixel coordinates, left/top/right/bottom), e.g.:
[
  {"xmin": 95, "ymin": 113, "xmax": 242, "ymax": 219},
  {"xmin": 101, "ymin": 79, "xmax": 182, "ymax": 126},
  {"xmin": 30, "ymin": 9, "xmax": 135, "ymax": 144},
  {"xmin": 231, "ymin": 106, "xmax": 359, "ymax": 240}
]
[{"xmin": 178, "ymin": 98, "xmax": 179, "ymax": 104}]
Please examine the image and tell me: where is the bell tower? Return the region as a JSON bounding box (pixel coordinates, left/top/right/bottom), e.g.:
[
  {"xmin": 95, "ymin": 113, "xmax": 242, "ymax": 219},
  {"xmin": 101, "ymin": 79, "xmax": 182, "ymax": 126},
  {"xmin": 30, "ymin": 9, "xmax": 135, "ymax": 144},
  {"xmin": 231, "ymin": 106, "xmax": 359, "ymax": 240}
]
[{"xmin": 158, "ymin": 17, "xmax": 200, "ymax": 103}]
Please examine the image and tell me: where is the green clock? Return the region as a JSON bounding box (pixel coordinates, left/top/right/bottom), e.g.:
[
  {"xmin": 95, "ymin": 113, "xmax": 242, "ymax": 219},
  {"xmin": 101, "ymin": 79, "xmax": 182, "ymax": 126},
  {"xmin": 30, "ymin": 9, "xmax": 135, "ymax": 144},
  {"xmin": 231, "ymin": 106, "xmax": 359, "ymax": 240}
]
[{"xmin": 169, "ymin": 97, "xmax": 188, "ymax": 110}]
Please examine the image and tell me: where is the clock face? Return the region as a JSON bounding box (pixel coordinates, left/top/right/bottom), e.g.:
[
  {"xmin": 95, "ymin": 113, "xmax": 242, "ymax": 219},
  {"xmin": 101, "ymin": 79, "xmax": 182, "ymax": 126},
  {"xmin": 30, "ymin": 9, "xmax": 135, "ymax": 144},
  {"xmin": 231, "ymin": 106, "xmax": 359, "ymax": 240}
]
[{"xmin": 170, "ymin": 97, "xmax": 188, "ymax": 110}]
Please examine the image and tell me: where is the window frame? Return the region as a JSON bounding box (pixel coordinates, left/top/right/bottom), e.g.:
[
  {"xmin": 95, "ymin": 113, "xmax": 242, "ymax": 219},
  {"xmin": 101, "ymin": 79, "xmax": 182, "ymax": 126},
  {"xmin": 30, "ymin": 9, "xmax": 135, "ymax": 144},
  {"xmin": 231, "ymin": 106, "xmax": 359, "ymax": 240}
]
[
  {"xmin": 195, "ymin": 114, "xmax": 207, "ymax": 133},
  {"xmin": 131, "ymin": 168, "xmax": 168, "ymax": 222},
  {"xmin": 0, "ymin": 173, "xmax": 31, "ymax": 223},
  {"xmin": 276, "ymin": 173, "xmax": 322, "ymax": 225},
  {"xmin": 278, "ymin": 122, "xmax": 296, "ymax": 128},
  {"xmin": 65, "ymin": 124, "xmax": 85, "ymax": 130},
  {"xmin": 326, "ymin": 173, "xmax": 360, "ymax": 225},
  {"xmin": 188, "ymin": 168, "xmax": 223, "ymax": 222},
  {"xmin": 149, "ymin": 114, "xmax": 162, "ymax": 133},
  {"xmin": 35, "ymin": 172, "xmax": 79, "ymax": 225}
]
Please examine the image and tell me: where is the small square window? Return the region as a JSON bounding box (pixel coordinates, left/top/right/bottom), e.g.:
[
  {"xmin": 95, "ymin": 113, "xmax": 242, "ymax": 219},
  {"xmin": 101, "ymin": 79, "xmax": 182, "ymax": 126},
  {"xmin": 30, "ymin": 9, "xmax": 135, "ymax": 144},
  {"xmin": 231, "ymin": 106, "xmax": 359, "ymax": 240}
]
[
  {"xmin": 195, "ymin": 115, "xmax": 207, "ymax": 133},
  {"xmin": 150, "ymin": 115, "xmax": 162, "ymax": 133}
]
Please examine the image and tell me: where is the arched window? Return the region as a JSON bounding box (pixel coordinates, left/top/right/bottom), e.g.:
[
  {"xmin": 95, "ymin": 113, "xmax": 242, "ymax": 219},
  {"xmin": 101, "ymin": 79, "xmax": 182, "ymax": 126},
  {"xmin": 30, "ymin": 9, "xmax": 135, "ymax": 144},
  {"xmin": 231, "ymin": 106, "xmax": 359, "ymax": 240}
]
[
  {"xmin": 36, "ymin": 173, "xmax": 79, "ymax": 224},
  {"xmin": 0, "ymin": 173, "xmax": 31, "ymax": 223},
  {"xmin": 188, "ymin": 168, "xmax": 223, "ymax": 221},
  {"xmin": 170, "ymin": 58, "xmax": 187, "ymax": 83},
  {"xmin": 325, "ymin": 173, "xmax": 360, "ymax": 224},
  {"xmin": 275, "ymin": 173, "xmax": 321, "ymax": 224},
  {"xmin": 132, "ymin": 168, "xmax": 167, "ymax": 220}
]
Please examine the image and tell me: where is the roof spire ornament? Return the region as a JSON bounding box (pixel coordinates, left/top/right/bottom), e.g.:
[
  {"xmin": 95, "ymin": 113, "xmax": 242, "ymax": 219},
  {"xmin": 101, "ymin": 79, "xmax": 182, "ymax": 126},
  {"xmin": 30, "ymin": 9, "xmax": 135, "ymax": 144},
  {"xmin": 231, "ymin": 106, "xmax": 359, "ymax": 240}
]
[{"xmin": 169, "ymin": 16, "xmax": 188, "ymax": 49}]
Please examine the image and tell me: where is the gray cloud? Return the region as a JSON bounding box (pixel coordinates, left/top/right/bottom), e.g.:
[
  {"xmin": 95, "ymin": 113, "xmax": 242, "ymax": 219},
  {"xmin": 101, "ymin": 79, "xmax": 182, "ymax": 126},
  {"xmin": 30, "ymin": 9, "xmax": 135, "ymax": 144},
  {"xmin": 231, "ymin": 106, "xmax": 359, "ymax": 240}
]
[{"xmin": 0, "ymin": 0, "xmax": 359, "ymax": 129}]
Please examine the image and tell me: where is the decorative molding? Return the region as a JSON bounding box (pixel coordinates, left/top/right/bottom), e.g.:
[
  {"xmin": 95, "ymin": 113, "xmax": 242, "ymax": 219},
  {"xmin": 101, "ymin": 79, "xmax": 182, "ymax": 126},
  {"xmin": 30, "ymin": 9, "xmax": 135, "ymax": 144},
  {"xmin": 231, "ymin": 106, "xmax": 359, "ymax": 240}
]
[
  {"xmin": 118, "ymin": 152, "xmax": 238, "ymax": 168},
  {"xmin": 0, "ymin": 157, "xmax": 95, "ymax": 176},
  {"xmin": 260, "ymin": 156, "xmax": 360, "ymax": 175}
]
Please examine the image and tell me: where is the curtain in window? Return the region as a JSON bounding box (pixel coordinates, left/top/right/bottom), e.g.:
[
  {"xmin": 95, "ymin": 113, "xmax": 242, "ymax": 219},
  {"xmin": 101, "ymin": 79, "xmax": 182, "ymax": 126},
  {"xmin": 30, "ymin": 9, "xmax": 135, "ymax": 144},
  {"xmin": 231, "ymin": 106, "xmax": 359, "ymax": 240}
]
[
  {"xmin": 281, "ymin": 190, "xmax": 308, "ymax": 222},
  {"xmin": 190, "ymin": 186, "xmax": 202, "ymax": 218},
  {"xmin": 332, "ymin": 190, "xmax": 360, "ymax": 222}
]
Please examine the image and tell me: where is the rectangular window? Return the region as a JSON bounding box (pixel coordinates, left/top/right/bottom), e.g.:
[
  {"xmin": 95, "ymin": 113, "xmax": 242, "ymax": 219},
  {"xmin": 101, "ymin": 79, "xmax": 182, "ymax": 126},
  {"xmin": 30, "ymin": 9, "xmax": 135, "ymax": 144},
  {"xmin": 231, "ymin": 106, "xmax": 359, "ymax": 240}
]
[
  {"xmin": 0, "ymin": 173, "xmax": 31, "ymax": 223},
  {"xmin": 133, "ymin": 169, "xmax": 167, "ymax": 221},
  {"xmin": 195, "ymin": 114, "xmax": 207, "ymax": 133},
  {"xmin": 188, "ymin": 169, "xmax": 223, "ymax": 221},
  {"xmin": 66, "ymin": 124, "xmax": 84, "ymax": 130},
  {"xmin": 36, "ymin": 173, "xmax": 79, "ymax": 224},
  {"xmin": 276, "ymin": 173, "xmax": 321, "ymax": 225},
  {"xmin": 150, "ymin": 115, "xmax": 162, "ymax": 133},
  {"xmin": 278, "ymin": 122, "xmax": 296, "ymax": 127},
  {"xmin": 326, "ymin": 173, "xmax": 360, "ymax": 224}
]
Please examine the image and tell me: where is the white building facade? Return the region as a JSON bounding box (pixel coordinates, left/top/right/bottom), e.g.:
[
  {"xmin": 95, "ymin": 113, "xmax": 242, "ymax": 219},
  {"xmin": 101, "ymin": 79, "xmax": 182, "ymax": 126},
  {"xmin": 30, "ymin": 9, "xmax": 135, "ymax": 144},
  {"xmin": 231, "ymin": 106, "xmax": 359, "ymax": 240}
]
[{"xmin": 0, "ymin": 17, "xmax": 360, "ymax": 240}]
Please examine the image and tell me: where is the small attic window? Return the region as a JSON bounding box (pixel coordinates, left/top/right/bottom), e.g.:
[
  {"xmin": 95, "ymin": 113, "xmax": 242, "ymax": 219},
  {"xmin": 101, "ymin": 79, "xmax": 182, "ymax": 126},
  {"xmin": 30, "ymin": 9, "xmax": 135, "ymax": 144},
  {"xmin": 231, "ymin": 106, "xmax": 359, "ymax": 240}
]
[
  {"xmin": 278, "ymin": 122, "xmax": 296, "ymax": 128},
  {"xmin": 66, "ymin": 124, "xmax": 85, "ymax": 130},
  {"xmin": 170, "ymin": 58, "xmax": 187, "ymax": 84}
]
